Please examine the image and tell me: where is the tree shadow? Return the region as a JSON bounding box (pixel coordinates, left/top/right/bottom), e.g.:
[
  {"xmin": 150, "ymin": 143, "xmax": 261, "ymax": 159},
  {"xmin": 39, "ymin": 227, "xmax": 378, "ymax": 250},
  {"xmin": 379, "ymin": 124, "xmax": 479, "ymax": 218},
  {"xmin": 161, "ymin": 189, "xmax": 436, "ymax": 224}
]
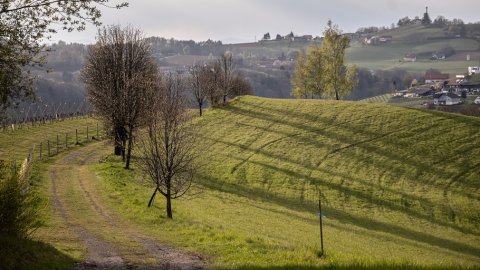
[
  {"xmin": 197, "ymin": 173, "xmax": 480, "ymax": 258},
  {"xmin": 200, "ymin": 131, "xmax": 480, "ymax": 237},
  {"xmin": 224, "ymin": 263, "xmax": 477, "ymax": 270},
  {"xmin": 0, "ymin": 235, "xmax": 76, "ymax": 270}
]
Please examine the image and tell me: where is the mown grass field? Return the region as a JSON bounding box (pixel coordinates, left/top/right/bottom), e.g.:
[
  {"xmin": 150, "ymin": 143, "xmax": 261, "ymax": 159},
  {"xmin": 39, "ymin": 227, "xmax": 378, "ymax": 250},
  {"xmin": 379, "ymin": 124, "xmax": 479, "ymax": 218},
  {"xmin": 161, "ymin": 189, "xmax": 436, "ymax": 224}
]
[{"xmin": 93, "ymin": 96, "xmax": 480, "ymax": 269}]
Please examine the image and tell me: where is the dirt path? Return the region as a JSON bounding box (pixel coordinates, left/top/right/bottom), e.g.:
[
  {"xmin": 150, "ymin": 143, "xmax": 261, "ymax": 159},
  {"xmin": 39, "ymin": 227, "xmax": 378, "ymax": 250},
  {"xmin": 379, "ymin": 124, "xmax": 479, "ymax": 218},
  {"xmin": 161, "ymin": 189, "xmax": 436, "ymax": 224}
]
[{"xmin": 49, "ymin": 142, "xmax": 206, "ymax": 270}]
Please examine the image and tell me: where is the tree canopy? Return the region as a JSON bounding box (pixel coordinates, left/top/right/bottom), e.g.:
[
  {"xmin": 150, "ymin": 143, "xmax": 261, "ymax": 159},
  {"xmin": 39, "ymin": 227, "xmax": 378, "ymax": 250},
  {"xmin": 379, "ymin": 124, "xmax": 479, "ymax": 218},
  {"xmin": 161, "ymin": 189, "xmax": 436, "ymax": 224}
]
[
  {"xmin": 0, "ymin": 0, "xmax": 127, "ymax": 112},
  {"xmin": 291, "ymin": 21, "xmax": 357, "ymax": 100},
  {"xmin": 82, "ymin": 25, "xmax": 157, "ymax": 169}
]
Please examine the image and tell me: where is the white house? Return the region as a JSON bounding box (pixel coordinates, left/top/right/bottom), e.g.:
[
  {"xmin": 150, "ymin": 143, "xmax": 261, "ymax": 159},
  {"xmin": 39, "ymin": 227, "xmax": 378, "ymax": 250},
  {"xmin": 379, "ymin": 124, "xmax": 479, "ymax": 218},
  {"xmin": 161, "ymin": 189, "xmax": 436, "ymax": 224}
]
[
  {"xmin": 475, "ymin": 96, "xmax": 480, "ymax": 105},
  {"xmin": 403, "ymin": 53, "xmax": 417, "ymax": 62},
  {"xmin": 433, "ymin": 93, "xmax": 462, "ymax": 106},
  {"xmin": 468, "ymin": 67, "xmax": 479, "ymax": 76}
]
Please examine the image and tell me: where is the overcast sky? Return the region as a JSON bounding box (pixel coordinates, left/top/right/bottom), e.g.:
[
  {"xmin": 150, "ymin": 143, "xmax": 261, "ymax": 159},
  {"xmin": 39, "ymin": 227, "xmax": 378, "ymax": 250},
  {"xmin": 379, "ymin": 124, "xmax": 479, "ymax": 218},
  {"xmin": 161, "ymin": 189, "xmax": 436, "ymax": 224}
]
[{"xmin": 50, "ymin": 0, "xmax": 478, "ymax": 44}]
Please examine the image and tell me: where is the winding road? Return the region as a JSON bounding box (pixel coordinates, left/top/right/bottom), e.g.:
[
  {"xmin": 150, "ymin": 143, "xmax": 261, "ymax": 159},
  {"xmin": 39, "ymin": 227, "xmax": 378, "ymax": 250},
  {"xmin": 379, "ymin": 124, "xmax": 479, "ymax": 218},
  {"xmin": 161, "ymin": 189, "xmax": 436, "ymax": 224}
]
[{"xmin": 48, "ymin": 142, "xmax": 206, "ymax": 270}]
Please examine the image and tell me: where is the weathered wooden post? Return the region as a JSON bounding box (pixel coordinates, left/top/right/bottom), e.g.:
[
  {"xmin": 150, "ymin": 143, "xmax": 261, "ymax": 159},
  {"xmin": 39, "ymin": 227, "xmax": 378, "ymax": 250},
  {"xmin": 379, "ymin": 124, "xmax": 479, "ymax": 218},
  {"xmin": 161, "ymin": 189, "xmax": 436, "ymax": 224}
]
[
  {"xmin": 47, "ymin": 140, "xmax": 51, "ymax": 157},
  {"xmin": 96, "ymin": 123, "xmax": 99, "ymax": 137},
  {"xmin": 39, "ymin": 142, "xmax": 42, "ymax": 161},
  {"xmin": 76, "ymin": 129, "xmax": 78, "ymax": 145},
  {"xmin": 56, "ymin": 135, "xmax": 59, "ymax": 154},
  {"xmin": 318, "ymin": 199, "xmax": 324, "ymax": 257},
  {"xmin": 65, "ymin": 132, "xmax": 68, "ymax": 148},
  {"xmin": 86, "ymin": 126, "xmax": 89, "ymax": 140}
]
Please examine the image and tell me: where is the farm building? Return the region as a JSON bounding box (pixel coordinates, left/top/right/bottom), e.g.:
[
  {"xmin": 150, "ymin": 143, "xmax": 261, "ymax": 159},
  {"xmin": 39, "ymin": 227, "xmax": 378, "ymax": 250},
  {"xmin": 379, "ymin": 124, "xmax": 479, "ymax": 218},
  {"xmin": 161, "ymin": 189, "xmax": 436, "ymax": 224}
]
[
  {"xmin": 433, "ymin": 93, "xmax": 462, "ymax": 106},
  {"xmin": 425, "ymin": 72, "xmax": 449, "ymax": 84},
  {"xmin": 403, "ymin": 53, "xmax": 417, "ymax": 62},
  {"xmin": 404, "ymin": 86, "xmax": 435, "ymax": 98},
  {"xmin": 475, "ymin": 96, "xmax": 480, "ymax": 104}
]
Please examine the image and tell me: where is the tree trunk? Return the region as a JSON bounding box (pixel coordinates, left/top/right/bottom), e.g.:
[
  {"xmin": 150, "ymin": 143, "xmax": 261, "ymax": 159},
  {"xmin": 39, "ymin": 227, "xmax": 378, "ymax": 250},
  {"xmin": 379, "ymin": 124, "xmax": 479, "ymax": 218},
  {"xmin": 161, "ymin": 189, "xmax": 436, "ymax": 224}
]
[
  {"xmin": 148, "ymin": 188, "xmax": 158, "ymax": 207},
  {"xmin": 114, "ymin": 127, "xmax": 123, "ymax": 156},
  {"xmin": 223, "ymin": 94, "xmax": 227, "ymax": 105},
  {"xmin": 125, "ymin": 125, "xmax": 134, "ymax": 169},
  {"xmin": 335, "ymin": 88, "xmax": 339, "ymax": 100},
  {"xmin": 121, "ymin": 138, "xmax": 126, "ymax": 162},
  {"xmin": 199, "ymin": 103, "xmax": 203, "ymax": 116},
  {"xmin": 166, "ymin": 181, "xmax": 172, "ymax": 219}
]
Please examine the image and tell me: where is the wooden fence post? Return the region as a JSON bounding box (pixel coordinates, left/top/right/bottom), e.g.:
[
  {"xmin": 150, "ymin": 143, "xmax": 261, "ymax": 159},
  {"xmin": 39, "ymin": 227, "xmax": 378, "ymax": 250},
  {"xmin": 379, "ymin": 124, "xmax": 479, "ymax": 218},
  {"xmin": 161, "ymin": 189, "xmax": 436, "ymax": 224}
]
[
  {"xmin": 47, "ymin": 140, "xmax": 50, "ymax": 157},
  {"xmin": 65, "ymin": 132, "xmax": 68, "ymax": 148},
  {"xmin": 96, "ymin": 123, "xmax": 99, "ymax": 137},
  {"xmin": 56, "ymin": 134, "xmax": 59, "ymax": 154},
  {"xmin": 39, "ymin": 142, "xmax": 42, "ymax": 161},
  {"xmin": 76, "ymin": 129, "xmax": 78, "ymax": 145},
  {"xmin": 318, "ymin": 199, "xmax": 324, "ymax": 257},
  {"xmin": 86, "ymin": 126, "xmax": 89, "ymax": 140}
]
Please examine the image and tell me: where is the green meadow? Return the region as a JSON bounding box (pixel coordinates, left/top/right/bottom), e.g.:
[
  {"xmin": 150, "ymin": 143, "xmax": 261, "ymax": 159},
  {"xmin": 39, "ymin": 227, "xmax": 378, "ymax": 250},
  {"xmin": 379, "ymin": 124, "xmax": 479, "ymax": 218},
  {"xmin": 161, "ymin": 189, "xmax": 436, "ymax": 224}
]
[{"xmin": 92, "ymin": 96, "xmax": 480, "ymax": 269}]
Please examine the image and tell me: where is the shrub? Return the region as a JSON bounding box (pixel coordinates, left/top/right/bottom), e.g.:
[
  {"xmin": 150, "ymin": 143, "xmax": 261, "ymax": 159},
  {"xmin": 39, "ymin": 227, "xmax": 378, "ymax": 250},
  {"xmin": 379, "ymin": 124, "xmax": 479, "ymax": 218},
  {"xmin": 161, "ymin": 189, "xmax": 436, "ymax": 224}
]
[{"xmin": 0, "ymin": 161, "xmax": 40, "ymax": 238}]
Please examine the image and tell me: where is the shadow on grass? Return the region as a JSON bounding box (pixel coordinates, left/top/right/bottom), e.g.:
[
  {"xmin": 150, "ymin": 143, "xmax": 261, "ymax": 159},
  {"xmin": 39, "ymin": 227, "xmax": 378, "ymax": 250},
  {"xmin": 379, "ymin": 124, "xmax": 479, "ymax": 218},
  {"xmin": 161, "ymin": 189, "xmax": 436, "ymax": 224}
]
[
  {"xmin": 198, "ymin": 174, "xmax": 480, "ymax": 258},
  {"xmin": 205, "ymin": 100, "xmax": 480, "ymax": 232},
  {"xmin": 225, "ymin": 263, "xmax": 477, "ymax": 270},
  {"xmin": 0, "ymin": 234, "xmax": 75, "ymax": 270}
]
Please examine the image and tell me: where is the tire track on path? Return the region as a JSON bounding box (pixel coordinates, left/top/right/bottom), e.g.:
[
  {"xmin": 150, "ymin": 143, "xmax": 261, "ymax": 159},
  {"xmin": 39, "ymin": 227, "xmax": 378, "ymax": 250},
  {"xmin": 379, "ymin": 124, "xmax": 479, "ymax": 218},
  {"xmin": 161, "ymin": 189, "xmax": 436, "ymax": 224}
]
[{"xmin": 49, "ymin": 142, "xmax": 206, "ymax": 269}]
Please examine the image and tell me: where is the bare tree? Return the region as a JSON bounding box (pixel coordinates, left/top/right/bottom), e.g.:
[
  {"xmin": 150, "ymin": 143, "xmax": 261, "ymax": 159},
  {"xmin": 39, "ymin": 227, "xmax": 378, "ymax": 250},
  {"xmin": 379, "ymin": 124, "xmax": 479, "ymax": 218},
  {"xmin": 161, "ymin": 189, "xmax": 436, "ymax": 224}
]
[
  {"xmin": 189, "ymin": 64, "xmax": 210, "ymax": 116},
  {"xmin": 206, "ymin": 62, "xmax": 222, "ymax": 107},
  {"xmin": 230, "ymin": 73, "xmax": 253, "ymax": 98},
  {"xmin": 218, "ymin": 52, "xmax": 235, "ymax": 105},
  {"xmin": 82, "ymin": 25, "xmax": 158, "ymax": 169},
  {"xmin": 138, "ymin": 74, "xmax": 198, "ymax": 219}
]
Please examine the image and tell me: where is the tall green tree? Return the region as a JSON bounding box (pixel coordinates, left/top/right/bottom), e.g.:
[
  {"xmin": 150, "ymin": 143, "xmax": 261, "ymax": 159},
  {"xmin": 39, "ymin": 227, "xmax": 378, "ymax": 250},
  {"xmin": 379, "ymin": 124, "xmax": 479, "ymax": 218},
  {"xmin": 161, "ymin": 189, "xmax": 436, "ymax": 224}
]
[
  {"xmin": 305, "ymin": 45, "xmax": 326, "ymax": 98},
  {"xmin": 291, "ymin": 21, "xmax": 357, "ymax": 100},
  {"xmin": 291, "ymin": 49, "xmax": 312, "ymax": 98},
  {"xmin": 321, "ymin": 20, "xmax": 358, "ymax": 100},
  {"xmin": 0, "ymin": 0, "xmax": 127, "ymax": 112}
]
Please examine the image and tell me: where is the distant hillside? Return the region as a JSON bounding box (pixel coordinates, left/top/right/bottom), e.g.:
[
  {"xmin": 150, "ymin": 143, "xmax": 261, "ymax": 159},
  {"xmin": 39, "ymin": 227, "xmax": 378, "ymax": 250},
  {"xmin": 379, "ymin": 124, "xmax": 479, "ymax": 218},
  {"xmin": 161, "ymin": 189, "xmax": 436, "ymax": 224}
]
[
  {"xmin": 29, "ymin": 23, "xmax": 480, "ymax": 104},
  {"xmin": 348, "ymin": 24, "xmax": 480, "ymax": 74}
]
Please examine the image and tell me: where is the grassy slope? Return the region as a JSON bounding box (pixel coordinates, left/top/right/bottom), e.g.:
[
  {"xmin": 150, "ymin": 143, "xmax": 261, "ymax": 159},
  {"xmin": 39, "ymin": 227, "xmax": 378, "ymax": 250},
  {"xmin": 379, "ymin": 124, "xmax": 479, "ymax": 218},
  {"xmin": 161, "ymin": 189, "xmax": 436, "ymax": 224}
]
[
  {"xmin": 0, "ymin": 117, "xmax": 100, "ymax": 162},
  {"xmin": 95, "ymin": 96, "xmax": 480, "ymax": 269},
  {"xmin": 347, "ymin": 25, "xmax": 480, "ymax": 74}
]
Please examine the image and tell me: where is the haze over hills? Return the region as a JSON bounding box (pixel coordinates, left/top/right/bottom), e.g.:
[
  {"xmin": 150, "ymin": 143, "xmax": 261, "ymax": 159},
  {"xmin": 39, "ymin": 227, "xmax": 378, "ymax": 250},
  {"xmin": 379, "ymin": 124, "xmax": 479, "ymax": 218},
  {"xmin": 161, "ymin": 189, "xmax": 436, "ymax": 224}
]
[{"xmin": 31, "ymin": 17, "xmax": 480, "ymax": 106}]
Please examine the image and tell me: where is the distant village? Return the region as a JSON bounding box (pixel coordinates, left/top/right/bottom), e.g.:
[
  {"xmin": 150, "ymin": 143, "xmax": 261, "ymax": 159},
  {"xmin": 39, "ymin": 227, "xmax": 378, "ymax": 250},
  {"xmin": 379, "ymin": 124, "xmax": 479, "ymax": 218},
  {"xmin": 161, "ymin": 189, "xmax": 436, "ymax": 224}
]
[{"xmin": 394, "ymin": 66, "xmax": 480, "ymax": 106}]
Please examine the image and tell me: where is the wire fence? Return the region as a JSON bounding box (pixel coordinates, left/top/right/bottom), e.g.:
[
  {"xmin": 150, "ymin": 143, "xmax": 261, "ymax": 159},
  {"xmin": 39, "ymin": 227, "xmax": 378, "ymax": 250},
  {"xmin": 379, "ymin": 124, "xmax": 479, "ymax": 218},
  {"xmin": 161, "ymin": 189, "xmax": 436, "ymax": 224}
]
[
  {"xmin": 1, "ymin": 100, "xmax": 92, "ymax": 132},
  {"xmin": 3, "ymin": 122, "xmax": 104, "ymax": 191}
]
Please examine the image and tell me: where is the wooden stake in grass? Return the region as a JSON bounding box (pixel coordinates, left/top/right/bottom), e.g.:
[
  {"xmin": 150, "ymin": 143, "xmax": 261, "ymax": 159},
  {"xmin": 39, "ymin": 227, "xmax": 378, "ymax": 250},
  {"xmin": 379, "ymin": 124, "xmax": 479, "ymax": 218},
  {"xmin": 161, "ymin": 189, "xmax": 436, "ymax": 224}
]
[
  {"xmin": 65, "ymin": 132, "xmax": 68, "ymax": 148},
  {"xmin": 318, "ymin": 199, "xmax": 324, "ymax": 258},
  {"xmin": 56, "ymin": 134, "xmax": 59, "ymax": 154},
  {"xmin": 47, "ymin": 140, "xmax": 50, "ymax": 157},
  {"xmin": 76, "ymin": 129, "xmax": 78, "ymax": 145},
  {"xmin": 39, "ymin": 142, "xmax": 42, "ymax": 160}
]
